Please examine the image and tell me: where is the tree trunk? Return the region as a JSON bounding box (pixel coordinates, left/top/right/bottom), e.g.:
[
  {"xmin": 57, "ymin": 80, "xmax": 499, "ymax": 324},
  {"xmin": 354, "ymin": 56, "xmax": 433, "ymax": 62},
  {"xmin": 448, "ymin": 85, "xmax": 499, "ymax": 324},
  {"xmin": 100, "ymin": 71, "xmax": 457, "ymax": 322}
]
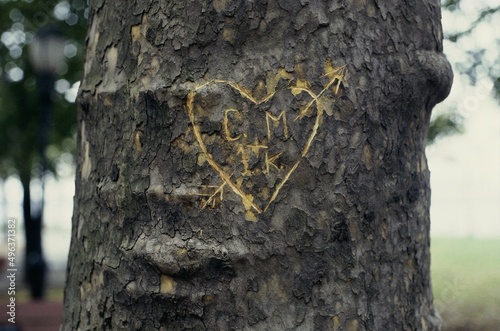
[{"xmin": 63, "ymin": 1, "xmax": 452, "ymax": 330}]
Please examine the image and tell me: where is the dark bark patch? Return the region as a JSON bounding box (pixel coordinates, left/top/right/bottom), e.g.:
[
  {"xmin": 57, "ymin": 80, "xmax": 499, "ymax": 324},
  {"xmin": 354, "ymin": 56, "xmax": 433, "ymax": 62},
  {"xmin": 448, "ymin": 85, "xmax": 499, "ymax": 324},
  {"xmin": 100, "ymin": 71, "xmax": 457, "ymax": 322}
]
[
  {"xmin": 292, "ymin": 257, "xmax": 325, "ymax": 303},
  {"xmin": 110, "ymin": 163, "xmax": 119, "ymax": 182},
  {"xmin": 332, "ymin": 219, "xmax": 350, "ymax": 243},
  {"xmin": 206, "ymin": 257, "xmax": 236, "ymax": 280},
  {"xmin": 246, "ymin": 277, "xmax": 259, "ymax": 292},
  {"xmin": 247, "ymin": 298, "xmax": 268, "ymax": 325},
  {"xmin": 406, "ymin": 187, "xmax": 419, "ymax": 203}
]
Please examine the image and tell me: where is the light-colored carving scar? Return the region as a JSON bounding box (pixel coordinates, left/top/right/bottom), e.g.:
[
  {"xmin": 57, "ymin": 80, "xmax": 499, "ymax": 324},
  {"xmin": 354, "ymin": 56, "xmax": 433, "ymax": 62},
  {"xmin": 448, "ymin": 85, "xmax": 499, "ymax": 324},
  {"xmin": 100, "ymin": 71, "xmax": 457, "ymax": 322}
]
[{"xmin": 185, "ymin": 62, "xmax": 346, "ymax": 221}]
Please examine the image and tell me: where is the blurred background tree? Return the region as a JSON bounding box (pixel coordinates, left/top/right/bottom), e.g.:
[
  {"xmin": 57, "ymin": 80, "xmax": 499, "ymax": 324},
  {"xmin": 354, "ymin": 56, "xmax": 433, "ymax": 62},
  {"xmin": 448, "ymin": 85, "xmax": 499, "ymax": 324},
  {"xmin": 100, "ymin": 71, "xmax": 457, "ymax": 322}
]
[
  {"xmin": 428, "ymin": 0, "xmax": 500, "ymax": 144},
  {"xmin": 0, "ymin": 0, "xmax": 88, "ymax": 299}
]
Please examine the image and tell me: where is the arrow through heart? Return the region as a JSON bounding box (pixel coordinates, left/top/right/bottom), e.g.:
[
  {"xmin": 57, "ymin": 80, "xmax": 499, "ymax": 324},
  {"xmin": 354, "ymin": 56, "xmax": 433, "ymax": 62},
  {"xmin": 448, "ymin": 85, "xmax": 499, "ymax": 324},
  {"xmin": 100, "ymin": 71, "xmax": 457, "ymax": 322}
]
[{"xmin": 185, "ymin": 63, "xmax": 345, "ymax": 221}]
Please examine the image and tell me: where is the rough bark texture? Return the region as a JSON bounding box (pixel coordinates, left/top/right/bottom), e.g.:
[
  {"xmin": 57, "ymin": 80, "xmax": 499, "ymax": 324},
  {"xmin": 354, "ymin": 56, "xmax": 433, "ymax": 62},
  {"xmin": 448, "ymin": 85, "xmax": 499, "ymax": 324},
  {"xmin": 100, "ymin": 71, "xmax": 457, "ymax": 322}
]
[{"xmin": 63, "ymin": 0, "xmax": 452, "ymax": 330}]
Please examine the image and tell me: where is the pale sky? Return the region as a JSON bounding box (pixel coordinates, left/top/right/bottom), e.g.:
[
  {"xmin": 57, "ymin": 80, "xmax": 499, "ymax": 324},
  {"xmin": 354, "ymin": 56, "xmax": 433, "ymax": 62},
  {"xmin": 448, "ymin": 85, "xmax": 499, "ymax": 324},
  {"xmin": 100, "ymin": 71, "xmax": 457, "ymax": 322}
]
[
  {"xmin": 428, "ymin": 80, "xmax": 500, "ymax": 238},
  {"xmin": 428, "ymin": 1, "xmax": 500, "ymax": 237}
]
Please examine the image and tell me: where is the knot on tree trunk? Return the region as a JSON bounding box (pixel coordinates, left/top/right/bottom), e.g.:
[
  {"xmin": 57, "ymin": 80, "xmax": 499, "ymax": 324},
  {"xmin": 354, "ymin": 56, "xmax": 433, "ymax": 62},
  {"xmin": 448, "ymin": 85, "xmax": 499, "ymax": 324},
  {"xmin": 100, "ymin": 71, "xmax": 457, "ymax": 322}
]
[{"xmin": 417, "ymin": 50, "xmax": 454, "ymax": 108}]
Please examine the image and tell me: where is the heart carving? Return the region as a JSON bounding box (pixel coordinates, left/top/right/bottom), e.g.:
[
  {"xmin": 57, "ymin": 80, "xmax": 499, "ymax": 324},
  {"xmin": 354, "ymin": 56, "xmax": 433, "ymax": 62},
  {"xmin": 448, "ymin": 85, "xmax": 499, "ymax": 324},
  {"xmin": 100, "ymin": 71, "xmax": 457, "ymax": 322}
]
[{"xmin": 185, "ymin": 64, "xmax": 345, "ymax": 221}]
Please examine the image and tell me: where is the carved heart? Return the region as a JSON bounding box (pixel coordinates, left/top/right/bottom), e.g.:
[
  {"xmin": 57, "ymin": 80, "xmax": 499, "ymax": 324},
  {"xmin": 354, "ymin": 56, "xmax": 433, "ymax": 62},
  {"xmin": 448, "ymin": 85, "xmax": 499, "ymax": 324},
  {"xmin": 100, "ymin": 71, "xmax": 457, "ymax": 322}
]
[{"xmin": 185, "ymin": 66, "xmax": 345, "ymax": 220}]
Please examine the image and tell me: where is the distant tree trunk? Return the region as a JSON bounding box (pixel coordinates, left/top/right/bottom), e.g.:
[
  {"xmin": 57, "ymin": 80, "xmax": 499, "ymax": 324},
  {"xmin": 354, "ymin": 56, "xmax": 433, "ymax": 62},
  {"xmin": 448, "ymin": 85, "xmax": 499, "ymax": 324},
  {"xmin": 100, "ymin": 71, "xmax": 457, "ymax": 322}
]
[
  {"xmin": 21, "ymin": 172, "xmax": 46, "ymax": 299},
  {"xmin": 63, "ymin": 1, "xmax": 452, "ymax": 330}
]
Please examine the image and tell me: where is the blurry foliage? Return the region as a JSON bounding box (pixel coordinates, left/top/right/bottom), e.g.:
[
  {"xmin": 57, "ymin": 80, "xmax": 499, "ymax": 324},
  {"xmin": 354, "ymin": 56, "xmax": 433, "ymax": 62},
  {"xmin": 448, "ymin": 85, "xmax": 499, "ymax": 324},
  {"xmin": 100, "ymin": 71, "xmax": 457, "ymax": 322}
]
[
  {"xmin": 428, "ymin": 0, "xmax": 500, "ymax": 143},
  {"xmin": 427, "ymin": 114, "xmax": 464, "ymax": 145},
  {"xmin": 0, "ymin": 0, "xmax": 88, "ymax": 179}
]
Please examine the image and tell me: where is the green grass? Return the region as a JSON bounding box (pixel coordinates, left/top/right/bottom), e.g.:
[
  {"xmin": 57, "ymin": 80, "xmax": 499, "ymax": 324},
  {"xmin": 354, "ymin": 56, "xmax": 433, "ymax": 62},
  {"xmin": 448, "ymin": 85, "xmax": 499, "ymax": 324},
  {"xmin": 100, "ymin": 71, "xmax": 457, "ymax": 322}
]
[{"xmin": 431, "ymin": 238, "xmax": 500, "ymax": 331}]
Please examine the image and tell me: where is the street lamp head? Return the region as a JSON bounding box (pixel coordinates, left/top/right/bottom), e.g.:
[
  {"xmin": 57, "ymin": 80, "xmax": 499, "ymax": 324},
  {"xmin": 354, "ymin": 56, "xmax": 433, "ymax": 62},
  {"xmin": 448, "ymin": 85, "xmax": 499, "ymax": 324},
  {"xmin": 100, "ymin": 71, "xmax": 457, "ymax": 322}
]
[{"xmin": 29, "ymin": 26, "xmax": 66, "ymax": 75}]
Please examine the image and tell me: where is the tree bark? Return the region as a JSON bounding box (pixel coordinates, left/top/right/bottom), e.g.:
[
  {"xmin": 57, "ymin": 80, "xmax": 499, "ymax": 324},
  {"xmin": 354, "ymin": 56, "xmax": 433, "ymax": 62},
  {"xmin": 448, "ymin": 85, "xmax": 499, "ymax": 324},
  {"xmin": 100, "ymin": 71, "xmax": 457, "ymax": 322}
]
[{"xmin": 63, "ymin": 0, "xmax": 452, "ymax": 330}]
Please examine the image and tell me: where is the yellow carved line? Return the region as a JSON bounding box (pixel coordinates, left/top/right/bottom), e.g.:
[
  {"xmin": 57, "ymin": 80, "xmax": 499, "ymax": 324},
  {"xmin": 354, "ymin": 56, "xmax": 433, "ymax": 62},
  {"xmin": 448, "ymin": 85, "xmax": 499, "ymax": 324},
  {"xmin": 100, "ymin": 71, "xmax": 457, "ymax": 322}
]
[
  {"xmin": 265, "ymin": 151, "xmax": 282, "ymax": 174},
  {"xmin": 321, "ymin": 65, "xmax": 346, "ymax": 95},
  {"xmin": 302, "ymin": 106, "xmax": 323, "ymax": 157},
  {"xmin": 290, "ymin": 84, "xmax": 319, "ymax": 121},
  {"xmin": 186, "ymin": 91, "xmax": 262, "ymax": 214},
  {"xmin": 247, "ymin": 137, "xmax": 268, "ymax": 157},
  {"xmin": 292, "ymin": 67, "xmax": 344, "ymax": 122},
  {"xmin": 264, "ymin": 66, "xmax": 346, "ymax": 210},
  {"xmin": 264, "ymin": 160, "xmax": 301, "ymax": 212},
  {"xmin": 266, "ymin": 111, "xmax": 289, "ymax": 141},
  {"xmin": 187, "ymin": 65, "xmax": 346, "ymax": 215},
  {"xmin": 201, "ymin": 182, "xmax": 227, "ymax": 209},
  {"xmin": 237, "ymin": 145, "xmax": 252, "ymax": 176},
  {"xmin": 206, "ymin": 79, "xmax": 278, "ymax": 105},
  {"xmin": 293, "ymin": 89, "xmax": 319, "ymax": 121},
  {"xmin": 194, "ymin": 80, "xmax": 217, "ymax": 91},
  {"xmin": 295, "ymin": 66, "xmax": 345, "ymax": 154}
]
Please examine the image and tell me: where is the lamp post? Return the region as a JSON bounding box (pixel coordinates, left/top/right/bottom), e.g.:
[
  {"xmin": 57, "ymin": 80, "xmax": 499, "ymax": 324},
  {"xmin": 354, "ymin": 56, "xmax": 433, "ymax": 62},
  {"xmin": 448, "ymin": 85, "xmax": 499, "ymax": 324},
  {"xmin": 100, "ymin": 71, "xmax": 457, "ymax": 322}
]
[{"xmin": 28, "ymin": 26, "xmax": 65, "ymax": 299}]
